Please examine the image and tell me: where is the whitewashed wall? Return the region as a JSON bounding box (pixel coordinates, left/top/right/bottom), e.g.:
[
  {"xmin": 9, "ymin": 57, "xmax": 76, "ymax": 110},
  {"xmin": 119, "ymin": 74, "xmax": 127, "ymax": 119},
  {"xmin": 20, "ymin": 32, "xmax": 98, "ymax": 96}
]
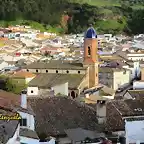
[
  {"xmin": 52, "ymin": 82, "xmax": 68, "ymax": 96},
  {"xmin": 27, "ymin": 87, "xmax": 39, "ymax": 96},
  {"xmin": 18, "ymin": 111, "xmax": 35, "ymax": 130},
  {"xmin": 7, "ymin": 124, "xmax": 20, "ymax": 144},
  {"xmin": 113, "ymin": 70, "xmax": 130, "ymax": 90},
  {"xmin": 125, "ymin": 120, "xmax": 144, "ymax": 143}
]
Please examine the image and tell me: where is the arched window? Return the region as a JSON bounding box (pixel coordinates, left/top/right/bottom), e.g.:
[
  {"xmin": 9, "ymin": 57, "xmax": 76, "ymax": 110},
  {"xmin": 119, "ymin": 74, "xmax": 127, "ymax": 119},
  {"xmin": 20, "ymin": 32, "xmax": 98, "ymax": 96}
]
[{"xmin": 88, "ymin": 46, "xmax": 91, "ymax": 56}]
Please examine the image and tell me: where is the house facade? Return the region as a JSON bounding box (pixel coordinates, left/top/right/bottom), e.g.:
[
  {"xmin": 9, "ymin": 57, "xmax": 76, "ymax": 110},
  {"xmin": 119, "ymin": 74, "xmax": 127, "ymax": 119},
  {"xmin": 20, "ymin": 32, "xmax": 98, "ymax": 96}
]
[
  {"xmin": 99, "ymin": 67, "xmax": 131, "ymax": 90},
  {"xmin": 11, "ymin": 71, "xmax": 36, "ymax": 84},
  {"xmin": 125, "ymin": 117, "xmax": 144, "ymax": 144},
  {"xmin": 0, "ymin": 61, "xmax": 9, "ymax": 71},
  {"xmin": 127, "ymin": 53, "xmax": 144, "ymax": 61}
]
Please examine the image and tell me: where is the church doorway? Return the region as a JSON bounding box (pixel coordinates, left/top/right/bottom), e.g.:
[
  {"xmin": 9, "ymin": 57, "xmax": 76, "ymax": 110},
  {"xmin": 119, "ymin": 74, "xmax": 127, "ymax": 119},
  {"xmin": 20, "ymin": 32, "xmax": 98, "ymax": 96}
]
[{"xmin": 71, "ymin": 91, "xmax": 76, "ymax": 99}]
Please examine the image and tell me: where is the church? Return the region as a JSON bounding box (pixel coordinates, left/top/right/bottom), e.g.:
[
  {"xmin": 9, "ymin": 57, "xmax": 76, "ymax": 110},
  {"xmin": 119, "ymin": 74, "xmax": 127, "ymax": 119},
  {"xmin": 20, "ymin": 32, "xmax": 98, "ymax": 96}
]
[{"xmin": 22, "ymin": 27, "xmax": 122, "ymax": 98}]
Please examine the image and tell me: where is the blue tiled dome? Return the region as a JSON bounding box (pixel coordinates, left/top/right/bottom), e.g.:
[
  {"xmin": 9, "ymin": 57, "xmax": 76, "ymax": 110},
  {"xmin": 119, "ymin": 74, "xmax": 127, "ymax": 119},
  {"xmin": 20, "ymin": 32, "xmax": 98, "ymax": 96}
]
[{"xmin": 85, "ymin": 27, "xmax": 97, "ymax": 38}]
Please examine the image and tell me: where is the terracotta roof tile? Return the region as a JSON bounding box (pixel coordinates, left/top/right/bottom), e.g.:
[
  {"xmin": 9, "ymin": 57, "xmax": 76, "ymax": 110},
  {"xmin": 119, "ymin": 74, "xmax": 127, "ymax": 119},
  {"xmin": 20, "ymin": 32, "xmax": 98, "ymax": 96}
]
[
  {"xmin": 28, "ymin": 97, "xmax": 100, "ymax": 136},
  {"xmin": 0, "ymin": 108, "xmax": 19, "ymax": 144},
  {"xmin": 105, "ymin": 98, "xmax": 144, "ymax": 131},
  {"xmin": 12, "ymin": 71, "xmax": 36, "ymax": 78}
]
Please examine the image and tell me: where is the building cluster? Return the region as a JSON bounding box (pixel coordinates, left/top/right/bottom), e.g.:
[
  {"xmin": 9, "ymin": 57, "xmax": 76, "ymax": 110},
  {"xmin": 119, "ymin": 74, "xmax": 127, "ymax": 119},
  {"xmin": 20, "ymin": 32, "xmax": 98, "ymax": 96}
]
[{"xmin": 0, "ymin": 25, "xmax": 144, "ymax": 144}]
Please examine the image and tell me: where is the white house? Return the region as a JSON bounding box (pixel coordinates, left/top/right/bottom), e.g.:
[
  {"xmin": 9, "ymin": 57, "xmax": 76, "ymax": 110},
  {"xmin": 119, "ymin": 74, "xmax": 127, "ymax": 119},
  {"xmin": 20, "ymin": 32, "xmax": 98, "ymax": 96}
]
[
  {"xmin": 0, "ymin": 60, "xmax": 9, "ymax": 71},
  {"xmin": 127, "ymin": 53, "xmax": 144, "ymax": 61},
  {"xmin": 123, "ymin": 61, "xmax": 140, "ymax": 80},
  {"xmin": 133, "ymin": 81, "xmax": 144, "ymax": 89},
  {"xmin": 125, "ymin": 117, "xmax": 144, "ymax": 144},
  {"xmin": 27, "ymin": 82, "xmax": 69, "ymax": 96},
  {"xmin": 19, "ymin": 90, "xmax": 56, "ymax": 144},
  {"xmin": 18, "ymin": 90, "xmax": 40, "ymax": 144}
]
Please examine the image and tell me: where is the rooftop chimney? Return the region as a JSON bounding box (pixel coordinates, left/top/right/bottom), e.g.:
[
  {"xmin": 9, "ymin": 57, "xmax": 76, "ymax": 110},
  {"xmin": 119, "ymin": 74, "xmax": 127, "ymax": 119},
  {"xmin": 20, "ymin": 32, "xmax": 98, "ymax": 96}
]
[
  {"xmin": 21, "ymin": 90, "xmax": 27, "ymax": 109},
  {"xmin": 96, "ymin": 100, "xmax": 106, "ymax": 124}
]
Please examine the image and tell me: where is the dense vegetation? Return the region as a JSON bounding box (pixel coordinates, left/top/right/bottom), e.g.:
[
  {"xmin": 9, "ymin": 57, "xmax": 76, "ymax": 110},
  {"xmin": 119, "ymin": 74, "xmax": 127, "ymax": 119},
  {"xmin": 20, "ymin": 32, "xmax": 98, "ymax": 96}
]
[{"xmin": 0, "ymin": 0, "xmax": 144, "ymax": 35}]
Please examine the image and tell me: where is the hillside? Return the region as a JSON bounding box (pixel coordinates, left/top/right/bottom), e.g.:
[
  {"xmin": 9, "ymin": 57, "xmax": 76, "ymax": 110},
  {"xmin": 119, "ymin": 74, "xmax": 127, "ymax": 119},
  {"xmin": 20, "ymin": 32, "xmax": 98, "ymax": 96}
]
[
  {"xmin": 71, "ymin": 0, "xmax": 144, "ymax": 8},
  {"xmin": 0, "ymin": 0, "xmax": 144, "ymax": 35}
]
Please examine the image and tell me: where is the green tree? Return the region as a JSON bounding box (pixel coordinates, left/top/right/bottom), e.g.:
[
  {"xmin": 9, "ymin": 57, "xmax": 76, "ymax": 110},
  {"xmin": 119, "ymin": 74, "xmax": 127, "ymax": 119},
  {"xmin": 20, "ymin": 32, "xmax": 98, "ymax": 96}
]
[{"xmin": 5, "ymin": 78, "xmax": 27, "ymax": 94}]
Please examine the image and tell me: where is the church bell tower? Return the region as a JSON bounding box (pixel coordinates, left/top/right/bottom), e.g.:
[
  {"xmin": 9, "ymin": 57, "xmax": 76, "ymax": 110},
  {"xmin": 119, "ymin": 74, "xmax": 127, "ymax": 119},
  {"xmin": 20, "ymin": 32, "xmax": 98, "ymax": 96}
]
[{"xmin": 83, "ymin": 26, "xmax": 99, "ymax": 88}]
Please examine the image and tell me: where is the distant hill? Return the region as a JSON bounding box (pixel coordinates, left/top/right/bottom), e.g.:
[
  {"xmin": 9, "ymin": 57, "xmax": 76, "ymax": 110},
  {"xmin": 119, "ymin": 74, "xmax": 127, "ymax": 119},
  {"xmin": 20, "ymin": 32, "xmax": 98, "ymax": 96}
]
[
  {"xmin": 70, "ymin": 0, "xmax": 144, "ymax": 8},
  {"xmin": 0, "ymin": 0, "xmax": 144, "ymax": 35}
]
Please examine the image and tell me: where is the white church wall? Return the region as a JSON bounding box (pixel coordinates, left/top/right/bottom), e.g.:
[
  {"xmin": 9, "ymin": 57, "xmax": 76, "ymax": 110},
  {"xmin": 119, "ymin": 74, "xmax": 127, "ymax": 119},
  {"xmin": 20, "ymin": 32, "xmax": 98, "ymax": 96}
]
[
  {"xmin": 23, "ymin": 68, "xmax": 86, "ymax": 74},
  {"xmin": 52, "ymin": 82, "xmax": 68, "ymax": 96},
  {"xmin": 27, "ymin": 87, "xmax": 39, "ymax": 96}
]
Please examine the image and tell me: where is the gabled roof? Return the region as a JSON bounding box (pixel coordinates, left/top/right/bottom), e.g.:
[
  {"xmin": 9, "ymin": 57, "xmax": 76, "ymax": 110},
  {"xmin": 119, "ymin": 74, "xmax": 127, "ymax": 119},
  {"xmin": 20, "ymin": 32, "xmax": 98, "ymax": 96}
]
[
  {"xmin": 65, "ymin": 128, "xmax": 104, "ymax": 142},
  {"xmin": 20, "ymin": 128, "xmax": 39, "ymax": 139},
  {"xmin": 0, "ymin": 90, "xmax": 34, "ymax": 115},
  {"xmin": 0, "ymin": 108, "xmax": 19, "ymax": 144},
  {"xmin": 12, "ymin": 71, "xmax": 36, "ymax": 78},
  {"xmin": 106, "ymin": 98, "xmax": 144, "ymax": 131},
  {"xmin": 28, "ymin": 73, "xmax": 85, "ymax": 89},
  {"xmin": 23, "ymin": 60, "xmax": 86, "ymax": 70},
  {"xmin": 125, "ymin": 90, "xmax": 144, "ymax": 99},
  {"xmin": 28, "ymin": 97, "xmax": 100, "ymax": 136}
]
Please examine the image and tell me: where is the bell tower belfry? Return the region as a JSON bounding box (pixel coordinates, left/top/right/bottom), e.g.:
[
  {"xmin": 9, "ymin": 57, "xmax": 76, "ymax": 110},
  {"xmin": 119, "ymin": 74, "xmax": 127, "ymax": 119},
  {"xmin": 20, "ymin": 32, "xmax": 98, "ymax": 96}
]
[{"xmin": 83, "ymin": 27, "xmax": 99, "ymax": 88}]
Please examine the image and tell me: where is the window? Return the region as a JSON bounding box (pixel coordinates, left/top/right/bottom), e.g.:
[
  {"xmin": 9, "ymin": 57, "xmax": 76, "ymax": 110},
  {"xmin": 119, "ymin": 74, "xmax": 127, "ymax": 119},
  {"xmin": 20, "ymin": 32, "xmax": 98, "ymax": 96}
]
[
  {"xmin": 26, "ymin": 69, "xmax": 29, "ymax": 72},
  {"xmin": 56, "ymin": 70, "xmax": 58, "ymax": 73},
  {"xmin": 66, "ymin": 70, "xmax": 69, "ymax": 73},
  {"xmin": 31, "ymin": 90, "xmax": 33, "ymax": 93},
  {"xmin": 46, "ymin": 70, "xmax": 48, "ymax": 73},
  {"xmin": 20, "ymin": 118, "xmax": 27, "ymax": 126},
  {"xmin": 36, "ymin": 69, "xmax": 38, "ymax": 73},
  {"xmin": 88, "ymin": 46, "xmax": 91, "ymax": 56},
  {"xmin": 78, "ymin": 71, "xmax": 80, "ymax": 74}
]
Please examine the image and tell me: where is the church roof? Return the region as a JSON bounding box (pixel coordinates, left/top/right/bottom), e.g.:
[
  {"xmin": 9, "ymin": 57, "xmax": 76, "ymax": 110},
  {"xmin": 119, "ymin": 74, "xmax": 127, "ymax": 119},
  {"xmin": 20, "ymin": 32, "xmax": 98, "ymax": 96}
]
[
  {"xmin": 23, "ymin": 60, "xmax": 87, "ymax": 70},
  {"xmin": 85, "ymin": 27, "xmax": 97, "ymax": 39},
  {"xmin": 28, "ymin": 73, "xmax": 85, "ymax": 89}
]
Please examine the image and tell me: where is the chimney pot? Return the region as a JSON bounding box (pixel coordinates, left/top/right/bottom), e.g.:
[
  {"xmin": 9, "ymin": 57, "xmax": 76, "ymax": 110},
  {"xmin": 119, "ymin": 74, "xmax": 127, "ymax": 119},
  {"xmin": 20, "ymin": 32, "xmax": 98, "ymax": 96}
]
[
  {"xmin": 21, "ymin": 90, "xmax": 27, "ymax": 109},
  {"xmin": 21, "ymin": 90, "xmax": 27, "ymax": 94}
]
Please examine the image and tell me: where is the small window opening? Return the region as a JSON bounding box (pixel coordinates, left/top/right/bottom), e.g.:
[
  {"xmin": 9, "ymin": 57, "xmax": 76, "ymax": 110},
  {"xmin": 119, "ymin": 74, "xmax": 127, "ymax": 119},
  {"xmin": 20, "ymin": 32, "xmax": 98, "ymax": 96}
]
[
  {"xmin": 31, "ymin": 90, "xmax": 33, "ymax": 93},
  {"xmin": 46, "ymin": 70, "xmax": 48, "ymax": 73},
  {"xmin": 78, "ymin": 71, "xmax": 80, "ymax": 74},
  {"xmin": 88, "ymin": 46, "xmax": 91, "ymax": 56},
  {"xmin": 66, "ymin": 70, "xmax": 69, "ymax": 73},
  {"xmin": 36, "ymin": 69, "xmax": 38, "ymax": 73},
  {"xmin": 56, "ymin": 70, "xmax": 58, "ymax": 73}
]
